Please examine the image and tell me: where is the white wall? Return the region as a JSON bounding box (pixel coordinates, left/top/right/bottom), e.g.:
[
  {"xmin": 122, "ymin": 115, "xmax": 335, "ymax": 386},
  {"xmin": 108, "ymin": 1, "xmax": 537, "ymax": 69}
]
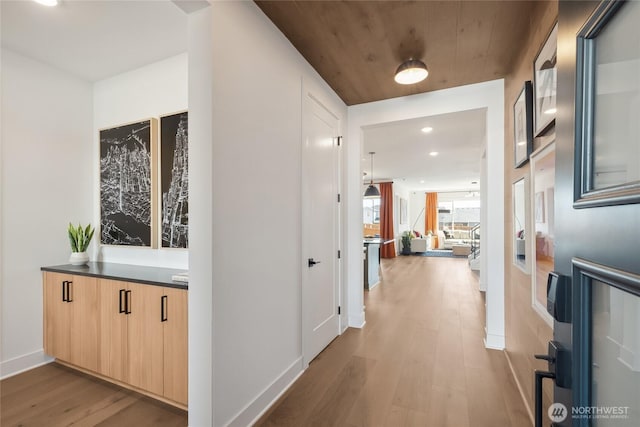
[
  {"xmin": 0, "ymin": 49, "xmax": 93, "ymax": 377},
  {"xmin": 409, "ymin": 191, "xmax": 427, "ymax": 234},
  {"xmin": 346, "ymin": 80, "xmax": 505, "ymax": 348},
  {"xmin": 209, "ymin": 2, "xmax": 346, "ymax": 426},
  {"xmin": 187, "ymin": 6, "xmax": 214, "ymax": 426},
  {"xmin": 92, "ymin": 53, "xmax": 188, "ymax": 269}
]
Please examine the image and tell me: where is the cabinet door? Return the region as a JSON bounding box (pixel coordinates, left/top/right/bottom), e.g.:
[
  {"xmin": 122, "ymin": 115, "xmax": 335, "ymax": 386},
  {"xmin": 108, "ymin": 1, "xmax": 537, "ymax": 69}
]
[
  {"xmin": 163, "ymin": 288, "xmax": 188, "ymax": 405},
  {"xmin": 127, "ymin": 283, "xmax": 164, "ymax": 396},
  {"xmin": 67, "ymin": 276, "xmax": 99, "ymax": 371},
  {"xmin": 43, "ymin": 272, "xmax": 72, "ymax": 361},
  {"xmin": 98, "ymin": 279, "xmax": 128, "ymax": 382}
]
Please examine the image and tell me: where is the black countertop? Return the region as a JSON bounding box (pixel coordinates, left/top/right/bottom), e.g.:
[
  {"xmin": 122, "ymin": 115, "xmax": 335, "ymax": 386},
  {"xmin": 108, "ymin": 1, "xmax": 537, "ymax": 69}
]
[
  {"xmin": 363, "ymin": 238, "xmax": 383, "ymax": 245},
  {"xmin": 41, "ymin": 262, "xmax": 188, "ymax": 290}
]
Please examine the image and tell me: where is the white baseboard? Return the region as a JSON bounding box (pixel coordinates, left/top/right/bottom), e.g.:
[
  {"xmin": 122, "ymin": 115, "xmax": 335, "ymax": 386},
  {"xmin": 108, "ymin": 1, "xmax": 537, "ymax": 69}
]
[
  {"xmin": 0, "ymin": 349, "xmax": 53, "ymax": 380},
  {"xmin": 504, "ymin": 350, "xmax": 534, "ymax": 426},
  {"xmin": 226, "ymin": 357, "xmax": 304, "ymax": 427},
  {"xmin": 348, "ymin": 312, "xmax": 365, "ymax": 328},
  {"xmin": 484, "ymin": 333, "xmax": 505, "ymax": 350}
]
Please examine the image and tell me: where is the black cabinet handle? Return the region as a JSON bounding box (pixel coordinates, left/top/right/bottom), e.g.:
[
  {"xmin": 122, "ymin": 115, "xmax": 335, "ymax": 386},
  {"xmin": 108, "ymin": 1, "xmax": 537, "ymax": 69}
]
[
  {"xmin": 125, "ymin": 290, "xmax": 132, "ymax": 314},
  {"xmin": 61, "ymin": 281, "xmax": 72, "ymax": 302},
  {"xmin": 161, "ymin": 295, "xmax": 168, "ymax": 322},
  {"xmin": 119, "ymin": 289, "xmax": 126, "ymax": 313},
  {"xmin": 67, "ymin": 281, "xmax": 73, "ymax": 302}
]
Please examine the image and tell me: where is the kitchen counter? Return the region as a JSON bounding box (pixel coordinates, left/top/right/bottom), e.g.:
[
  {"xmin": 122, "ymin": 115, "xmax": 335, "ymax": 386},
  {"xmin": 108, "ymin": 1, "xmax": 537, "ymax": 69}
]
[
  {"xmin": 363, "ymin": 237, "xmax": 384, "ymax": 245},
  {"xmin": 363, "ymin": 239, "xmax": 381, "ymax": 290},
  {"xmin": 41, "ymin": 262, "xmax": 188, "ymax": 290}
]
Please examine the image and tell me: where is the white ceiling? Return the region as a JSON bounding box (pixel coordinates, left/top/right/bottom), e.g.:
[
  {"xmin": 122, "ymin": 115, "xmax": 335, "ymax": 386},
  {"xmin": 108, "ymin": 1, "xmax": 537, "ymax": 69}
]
[
  {"xmin": 1, "ymin": 0, "xmax": 189, "ymax": 82},
  {"xmin": 362, "ymin": 108, "xmax": 486, "ymax": 193}
]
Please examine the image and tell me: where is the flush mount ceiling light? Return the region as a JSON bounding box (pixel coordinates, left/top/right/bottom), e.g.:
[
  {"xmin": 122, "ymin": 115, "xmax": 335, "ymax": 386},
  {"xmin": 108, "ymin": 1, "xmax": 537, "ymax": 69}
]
[
  {"xmin": 394, "ymin": 59, "xmax": 428, "ymax": 85},
  {"xmin": 429, "ymin": 151, "xmax": 439, "ymax": 156},
  {"xmin": 421, "ymin": 126, "xmax": 433, "ymax": 133},
  {"xmin": 34, "ymin": 0, "xmax": 58, "ymax": 6},
  {"xmin": 363, "ymin": 152, "xmax": 381, "ymax": 199}
]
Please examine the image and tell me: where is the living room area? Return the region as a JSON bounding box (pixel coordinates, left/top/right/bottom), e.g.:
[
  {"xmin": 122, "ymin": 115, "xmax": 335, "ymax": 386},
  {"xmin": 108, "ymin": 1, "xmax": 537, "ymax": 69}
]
[
  {"xmin": 364, "ymin": 190, "xmax": 481, "ymax": 259},
  {"xmin": 404, "ymin": 191, "xmax": 480, "ymax": 258},
  {"xmin": 361, "ymin": 111, "xmax": 484, "ymax": 273}
]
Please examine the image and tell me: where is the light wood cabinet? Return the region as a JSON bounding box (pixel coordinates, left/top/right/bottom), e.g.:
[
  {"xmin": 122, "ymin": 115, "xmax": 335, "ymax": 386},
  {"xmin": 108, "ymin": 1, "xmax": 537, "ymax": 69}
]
[
  {"xmin": 43, "ymin": 272, "xmax": 99, "ymax": 372},
  {"xmin": 127, "ymin": 282, "xmax": 165, "ymax": 396},
  {"xmin": 163, "ymin": 287, "xmax": 188, "ymax": 404},
  {"xmin": 43, "ymin": 270, "xmax": 187, "ymax": 408},
  {"xmin": 98, "ymin": 279, "xmax": 128, "ymax": 382}
]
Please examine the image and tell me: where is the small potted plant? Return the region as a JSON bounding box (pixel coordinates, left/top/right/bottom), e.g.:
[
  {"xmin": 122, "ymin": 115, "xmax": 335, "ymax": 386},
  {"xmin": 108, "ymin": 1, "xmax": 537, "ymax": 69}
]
[
  {"xmin": 401, "ymin": 230, "xmax": 413, "ymax": 255},
  {"xmin": 68, "ymin": 223, "xmax": 95, "ymax": 265}
]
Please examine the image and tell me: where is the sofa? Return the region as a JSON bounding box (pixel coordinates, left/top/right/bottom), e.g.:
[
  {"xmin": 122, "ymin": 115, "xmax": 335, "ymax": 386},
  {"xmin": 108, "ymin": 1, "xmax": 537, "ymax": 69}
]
[{"xmin": 437, "ymin": 229, "xmax": 473, "ymax": 250}]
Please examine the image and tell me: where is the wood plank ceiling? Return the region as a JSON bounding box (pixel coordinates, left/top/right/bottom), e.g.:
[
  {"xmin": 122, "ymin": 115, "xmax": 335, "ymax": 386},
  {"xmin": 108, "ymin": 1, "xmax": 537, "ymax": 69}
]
[{"xmin": 255, "ymin": 0, "xmax": 537, "ymax": 106}]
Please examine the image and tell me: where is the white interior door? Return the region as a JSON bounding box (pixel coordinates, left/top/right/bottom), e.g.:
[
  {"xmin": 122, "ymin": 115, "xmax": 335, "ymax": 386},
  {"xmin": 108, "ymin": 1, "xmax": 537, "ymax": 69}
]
[{"xmin": 302, "ymin": 91, "xmax": 340, "ymax": 365}]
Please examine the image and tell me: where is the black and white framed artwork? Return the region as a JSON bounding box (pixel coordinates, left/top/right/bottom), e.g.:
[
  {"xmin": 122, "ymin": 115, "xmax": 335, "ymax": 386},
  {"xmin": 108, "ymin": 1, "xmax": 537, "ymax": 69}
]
[
  {"xmin": 160, "ymin": 111, "xmax": 189, "ymax": 248},
  {"xmin": 100, "ymin": 119, "xmax": 157, "ymax": 247},
  {"xmin": 514, "ymin": 81, "xmax": 533, "ymax": 168},
  {"xmin": 533, "ymin": 22, "xmax": 558, "ymax": 137}
]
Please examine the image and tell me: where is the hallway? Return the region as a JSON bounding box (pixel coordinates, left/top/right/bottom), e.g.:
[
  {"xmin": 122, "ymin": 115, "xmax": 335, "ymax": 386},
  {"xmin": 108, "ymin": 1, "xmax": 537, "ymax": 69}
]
[{"xmin": 257, "ymin": 256, "xmax": 530, "ymax": 426}]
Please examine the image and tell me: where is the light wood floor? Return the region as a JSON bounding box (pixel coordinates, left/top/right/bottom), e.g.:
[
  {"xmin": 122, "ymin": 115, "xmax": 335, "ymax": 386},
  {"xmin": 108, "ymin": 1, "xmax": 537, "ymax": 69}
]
[
  {"xmin": 0, "ymin": 363, "xmax": 187, "ymax": 427},
  {"xmin": 2, "ymin": 256, "xmax": 530, "ymax": 427},
  {"xmin": 256, "ymin": 255, "xmax": 531, "ymax": 427}
]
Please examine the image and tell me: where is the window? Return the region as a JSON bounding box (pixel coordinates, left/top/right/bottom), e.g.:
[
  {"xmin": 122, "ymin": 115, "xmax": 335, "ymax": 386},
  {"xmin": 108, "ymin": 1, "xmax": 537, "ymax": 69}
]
[
  {"xmin": 438, "ymin": 197, "xmax": 480, "ymax": 231},
  {"xmin": 363, "ymin": 198, "xmax": 381, "ymax": 224}
]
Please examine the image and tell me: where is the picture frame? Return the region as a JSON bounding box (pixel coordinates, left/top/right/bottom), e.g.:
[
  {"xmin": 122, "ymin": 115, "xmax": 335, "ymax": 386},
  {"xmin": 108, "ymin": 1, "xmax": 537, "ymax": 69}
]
[
  {"xmin": 530, "ymin": 142, "xmax": 555, "ymax": 327},
  {"xmin": 399, "ymin": 198, "xmax": 408, "ymax": 225},
  {"xmin": 513, "ymin": 81, "xmax": 533, "ymax": 168},
  {"xmin": 99, "ymin": 118, "xmax": 158, "ymax": 247},
  {"xmin": 160, "ymin": 111, "xmax": 189, "ymax": 249},
  {"xmin": 533, "ymin": 22, "xmax": 558, "ymax": 137}
]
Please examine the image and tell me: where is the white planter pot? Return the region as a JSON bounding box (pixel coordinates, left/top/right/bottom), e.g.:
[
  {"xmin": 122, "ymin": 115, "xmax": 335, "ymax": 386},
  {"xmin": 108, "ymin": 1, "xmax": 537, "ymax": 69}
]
[{"xmin": 69, "ymin": 251, "xmax": 89, "ymax": 266}]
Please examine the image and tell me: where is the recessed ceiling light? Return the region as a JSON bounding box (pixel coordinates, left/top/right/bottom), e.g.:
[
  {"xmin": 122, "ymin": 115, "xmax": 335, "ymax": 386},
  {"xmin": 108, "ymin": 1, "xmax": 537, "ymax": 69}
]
[
  {"xmin": 429, "ymin": 151, "xmax": 438, "ymax": 156},
  {"xmin": 517, "ymin": 141, "xmax": 526, "ymax": 146},
  {"xmin": 544, "ymin": 107, "xmax": 557, "ymax": 115},
  {"xmin": 34, "ymin": 0, "xmax": 58, "ymax": 6},
  {"xmin": 420, "ymin": 180, "xmax": 425, "ymax": 184},
  {"xmin": 421, "ymin": 127, "xmax": 433, "ymax": 133}
]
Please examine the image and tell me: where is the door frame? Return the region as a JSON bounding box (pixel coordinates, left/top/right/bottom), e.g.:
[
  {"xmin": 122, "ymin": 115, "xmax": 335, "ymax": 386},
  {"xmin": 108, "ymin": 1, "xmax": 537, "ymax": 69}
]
[
  {"xmin": 346, "ymin": 80, "xmax": 505, "ymax": 348},
  {"xmin": 301, "ymin": 81, "xmax": 343, "ymax": 367}
]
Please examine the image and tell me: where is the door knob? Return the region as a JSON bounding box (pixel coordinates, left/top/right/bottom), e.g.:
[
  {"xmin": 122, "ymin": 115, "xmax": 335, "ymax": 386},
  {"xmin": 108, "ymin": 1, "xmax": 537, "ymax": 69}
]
[{"xmin": 308, "ymin": 258, "xmax": 321, "ymax": 267}]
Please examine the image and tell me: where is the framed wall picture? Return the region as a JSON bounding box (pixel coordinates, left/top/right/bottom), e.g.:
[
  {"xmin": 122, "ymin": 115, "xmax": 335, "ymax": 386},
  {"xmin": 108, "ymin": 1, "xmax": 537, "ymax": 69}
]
[
  {"xmin": 533, "ymin": 22, "xmax": 558, "ymax": 137},
  {"xmin": 513, "ymin": 81, "xmax": 533, "ymax": 168},
  {"xmin": 100, "ymin": 118, "xmax": 157, "ymax": 247},
  {"xmin": 160, "ymin": 111, "xmax": 189, "ymax": 248},
  {"xmin": 399, "ymin": 198, "xmax": 408, "ymax": 225}
]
